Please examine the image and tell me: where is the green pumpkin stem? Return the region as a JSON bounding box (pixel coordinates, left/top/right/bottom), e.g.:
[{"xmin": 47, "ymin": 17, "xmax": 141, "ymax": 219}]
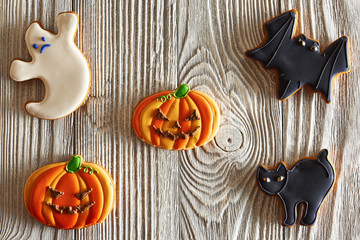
[
  {"xmin": 156, "ymin": 84, "xmax": 190, "ymax": 103},
  {"xmin": 65, "ymin": 155, "xmax": 82, "ymax": 173},
  {"xmin": 174, "ymin": 84, "xmax": 190, "ymax": 98}
]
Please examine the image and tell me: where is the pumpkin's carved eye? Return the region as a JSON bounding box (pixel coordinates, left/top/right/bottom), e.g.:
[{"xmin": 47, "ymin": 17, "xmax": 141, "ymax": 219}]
[
  {"xmin": 184, "ymin": 110, "xmax": 200, "ymax": 121},
  {"xmin": 75, "ymin": 188, "xmax": 93, "ymax": 200},
  {"xmin": 48, "ymin": 186, "xmax": 64, "ymax": 199},
  {"xmin": 155, "ymin": 108, "xmax": 169, "ymax": 121}
]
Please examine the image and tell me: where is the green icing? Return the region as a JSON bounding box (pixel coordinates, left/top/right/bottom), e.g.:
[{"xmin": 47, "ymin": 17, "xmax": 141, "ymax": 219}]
[
  {"xmin": 157, "ymin": 93, "xmax": 174, "ymax": 103},
  {"xmin": 81, "ymin": 166, "xmax": 99, "ymax": 175},
  {"xmin": 174, "ymin": 84, "xmax": 190, "ymax": 98},
  {"xmin": 66, "ymin": 155, "xmax": 82, "ymax": 173},
  {"xmin": 156, "ymin": 84, "xmax": 190, "ymax": 103}
]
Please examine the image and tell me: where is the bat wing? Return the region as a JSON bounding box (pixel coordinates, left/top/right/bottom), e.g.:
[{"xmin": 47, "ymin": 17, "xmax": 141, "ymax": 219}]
[
  {"xmin": 315, "ymin": 36, "xmax": 350, "ymax": 102},
  {"xmin": 246, "ymin": 10, "xmax": 296, "ymax": 67}
]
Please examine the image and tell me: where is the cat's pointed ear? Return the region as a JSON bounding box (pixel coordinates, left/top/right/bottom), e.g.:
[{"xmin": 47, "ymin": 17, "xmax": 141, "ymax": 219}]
[
  {"xmin": 257, "ymin": 165, "xmax": 268, "ymax": 175},
  {"xmin": 276, "ymin": 163, "xmax": 288, "ymax": 174},
  {"xmin": 318, "ymin": 149, "xmax": 328, "ymax": 160}
]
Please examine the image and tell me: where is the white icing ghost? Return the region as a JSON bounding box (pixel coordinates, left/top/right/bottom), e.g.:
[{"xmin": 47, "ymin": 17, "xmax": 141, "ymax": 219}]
[{"xmin": 10, "ymin": 12, "xmax": 90, "ymax": 120}]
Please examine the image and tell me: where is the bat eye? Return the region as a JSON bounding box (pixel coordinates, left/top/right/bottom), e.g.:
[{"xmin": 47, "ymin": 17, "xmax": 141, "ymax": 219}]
[
  {"xmin": 32, "ymin": 44, "xmax": 38, "ymax": 49},
  {"xmin": 298, "ymin": 39, "xmax": 306, "ymax": 47},
  {"xmin": 310, "ymin": 46, "xmax": 319, "ymax": 52},
  {"xmin": 263, "ymin": 177, "xmax": 271, "ymax": 182},
  {"xmin": 277, "ymin": 176, "xmax": 285, "ymax": 181}
]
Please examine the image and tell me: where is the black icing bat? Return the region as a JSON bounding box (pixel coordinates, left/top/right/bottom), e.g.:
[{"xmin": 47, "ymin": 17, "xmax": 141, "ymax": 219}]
[{"xmin": 246, "ymin": 10, "xmax": 350, "ymax": 102}]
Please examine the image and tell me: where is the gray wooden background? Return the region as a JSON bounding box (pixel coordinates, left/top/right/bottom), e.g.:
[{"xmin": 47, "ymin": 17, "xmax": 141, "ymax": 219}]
[{"xmin": 1, "ymin": 0, "xmax": 359, "ymax": 239}]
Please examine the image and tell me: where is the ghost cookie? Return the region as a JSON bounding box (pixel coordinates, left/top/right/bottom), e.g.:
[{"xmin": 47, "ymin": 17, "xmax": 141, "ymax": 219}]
[
  {"xmin": 24, "ymin": 155, "xmax": 115, "ymax": 229},
  {"xmin": 10, "ymin": 12, "xmax": 90, "ymax": 119},
  {"xmin": 246, "ymin": 10, "xmax": 350, "ymax": 103},
  {"xmin": 132, "ymin": 84, "xmax": 220, "ymax": 150},
  {"xmin": 256, "ymin": 149, "xmax": 335, "ymax": 226}
]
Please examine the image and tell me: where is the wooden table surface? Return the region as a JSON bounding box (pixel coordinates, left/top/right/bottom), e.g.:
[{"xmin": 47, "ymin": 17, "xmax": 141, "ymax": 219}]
[{"xmin": 1, "ymin": 0, "xmax": 359, "ymax": 239}]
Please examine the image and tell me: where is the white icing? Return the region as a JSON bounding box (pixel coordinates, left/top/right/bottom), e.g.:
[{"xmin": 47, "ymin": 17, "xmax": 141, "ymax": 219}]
[{"xmin": 10, "ymin": 12, "xmax": 90, "ymax": 120}]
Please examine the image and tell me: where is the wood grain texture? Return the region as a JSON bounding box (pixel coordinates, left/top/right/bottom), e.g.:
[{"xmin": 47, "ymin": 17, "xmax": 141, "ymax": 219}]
[
  {"xmin": 0, "ymin": 0, "xmax": 359, "ymax": 239},
  {"xmin": 72, "ymin": 0, "xmax": 179, "ymax": 239},
  {"xmin": 279, "ymin": 1, "xmax": 360, "ymax": 239},
  {"xmin": 178, "ymin": 0, "xmax": 284, "ymax": 239},
  {"xmin": 0, "ymin": 0, "xmax": 74, "ymax": 239}
]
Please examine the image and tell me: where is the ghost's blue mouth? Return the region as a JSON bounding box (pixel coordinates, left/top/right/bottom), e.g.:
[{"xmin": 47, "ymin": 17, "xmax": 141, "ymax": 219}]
[
  {"xmin": 40, "ymin": 44, "xmax": 51, "ymax": 53},
  {"xmin": 32, "ymin": 37, "xmax": 51, "ymax": 54}
]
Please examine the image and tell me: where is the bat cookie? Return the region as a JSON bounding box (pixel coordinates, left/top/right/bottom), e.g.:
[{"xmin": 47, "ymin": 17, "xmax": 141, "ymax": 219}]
[
  {"xmin": 24, "ymin": 155, "xmax": 115, "ymax": 229},
  {"xmin": 256, "ymin": 149, "xmax": 335, "ymax": 226},
  {"xmin": 132, "ymin": 84, "xmax": 220, "ymax": 150},
  {"xmin": 246, "ymin": 10, "xmax": 350, "ymax": 103},
  {"xmin": 10, "ymin": 12, "xmax": 90, "ymax": 119}
]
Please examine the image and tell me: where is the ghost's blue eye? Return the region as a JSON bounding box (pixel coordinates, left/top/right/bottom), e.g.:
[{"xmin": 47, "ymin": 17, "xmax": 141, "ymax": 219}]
[
  {"xmin": 32, "ymin": 44, "xmax": 38, "ymax": 49},
  {"xmin": 41, "ymin": 37, "xmax": 46, "ymax": 42}
]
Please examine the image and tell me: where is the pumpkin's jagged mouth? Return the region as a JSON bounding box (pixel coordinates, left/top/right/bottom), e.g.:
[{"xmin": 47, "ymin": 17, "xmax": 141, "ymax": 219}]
[
  {"xmin": 45, "ymin": 201, "xmax": 95, "ymax": 215},
  {"xmin": 152, "ymin": 125, "xmax": 200, "ymax": 141}
]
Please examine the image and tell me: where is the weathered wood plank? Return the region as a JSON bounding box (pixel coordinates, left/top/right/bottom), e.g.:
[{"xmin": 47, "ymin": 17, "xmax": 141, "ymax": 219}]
[
  {"xmin": 73, "ymin": 0, "xmax": 179, "ymax": 239},
  {"xmin": 279, "ymin": 1, "xmax": 360, "ymax": 239},
  {"xmin": 178, "ymin": 0, "xmax": 284, "ymax": 239},
  {"xmin": 0, "ymin": 0, "xmax": 74, "ymax": 239},
  {"xmin": 1, "ymin": 0, "xmax": 360, "ymax": 239}
]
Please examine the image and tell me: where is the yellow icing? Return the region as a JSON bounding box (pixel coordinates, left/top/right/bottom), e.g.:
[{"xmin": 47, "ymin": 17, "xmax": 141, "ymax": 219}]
[
  {"xmin": 193, "ymin": 91, "xmax": 220, "ymax": 142},
  {"xmin": 76, "ymin": 175, "xmax": 90, "ymax": 202},
  {"xmin": 42, "ymin": 171, "xmax": 67, "ymax": 226},
  {"xmin": 184, "ymin": 95, "xmax": 201, "ymax": 149},
  {"xmin": 139, "ymin": 100, "xmax": 164, "ymax": 144},
  {"xmin": 24, "ymin": 162, "xmax": 65, "ymax": 211},
  {"xmin": 24, "ymin": 157, "xmax": 115, "ymax": 229},
  {"xmin": 84, "ymin": 162, "xmax": 115, "ymax": 223},
  {"xmin": 160, "ymin": 99, "xmax": 180, "ymax": 149},
  {"xmin": 73, "ymin": 172, "xmax": 91, "ymax": 228}
]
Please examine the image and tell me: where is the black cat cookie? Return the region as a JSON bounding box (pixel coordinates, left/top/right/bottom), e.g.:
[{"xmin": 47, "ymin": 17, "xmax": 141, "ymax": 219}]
[
  {"xmin": 246, "ymin": 10, "xmax": 350, "ymax": 103},
  {"xmin": 256, "ymin": 149, "xmax": 335, "ymax": 226}
]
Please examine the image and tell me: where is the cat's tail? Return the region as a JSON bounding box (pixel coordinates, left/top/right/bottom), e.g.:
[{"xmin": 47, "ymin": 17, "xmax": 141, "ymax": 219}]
[{"xmin": 317, "ymin": 149, "xmax": 335, "ymax": 179}]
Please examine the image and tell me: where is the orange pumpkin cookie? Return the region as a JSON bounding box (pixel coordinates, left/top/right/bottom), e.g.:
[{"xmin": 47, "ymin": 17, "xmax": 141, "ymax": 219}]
[
  {"xmin": 132, "ymin": 84, "xmax": 220, "ymax": 150},
  {"xmin": 24, "ymin": 155, "xmax": 115, "ymax": 229}
]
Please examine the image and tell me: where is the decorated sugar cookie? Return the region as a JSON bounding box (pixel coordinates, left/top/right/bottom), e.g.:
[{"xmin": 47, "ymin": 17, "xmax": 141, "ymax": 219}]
[
  {"xmin": 246, "ymin": 10, "xmax": 350, "ymax": 103},
  {"xmin": 10, "ymin": 12, "xmax": 90, "ymax": 119},
  {"xmin": 24, "ymin": 155, "xmax": 115, "ymax": 229},
  {"xmin": 256, "ymin": 149, "xmax": 335, "ymax": 226},
  {"xmin": 132, "ymin": 84, "xmax": 220, "ymax": 150}
]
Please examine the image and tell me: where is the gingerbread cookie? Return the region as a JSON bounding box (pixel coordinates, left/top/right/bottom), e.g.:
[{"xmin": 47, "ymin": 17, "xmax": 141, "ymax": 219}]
[
  {"xmin": 10, "ymin": 12, "xmax": 90, "ymax": 119},
  {"xmin": 132, "ymin": 84, "xmax": 220, "ymax": 150},
  {"xmin": 256, "ymin": 149, "xmax": 335, "ymax": 226},
  {"xmin": 24, "ymin": 155, "xmax": 115, "ymax": 229},
  {"xmin": 246, "ymin": 10, "xmax": 350, "ymax": 103}
]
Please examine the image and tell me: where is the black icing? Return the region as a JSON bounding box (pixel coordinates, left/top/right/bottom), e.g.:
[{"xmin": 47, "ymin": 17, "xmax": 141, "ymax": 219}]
[
  {"xmin": 256, "ymin": 149, "xmax": 335, "ymax": 226},
  {"xmin": 246, "ymin": 10, "xmax": 350, "ymax": 102}
]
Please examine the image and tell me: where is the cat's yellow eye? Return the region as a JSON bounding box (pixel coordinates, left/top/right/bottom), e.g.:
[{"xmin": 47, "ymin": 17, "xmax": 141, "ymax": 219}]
[
  {"xmin": 277, "ymin": 176, "xmax": 285, "ymax": 181},
  {"xmin": 263, "ymin": 177, "xmax": 271, "ymax": 183}
]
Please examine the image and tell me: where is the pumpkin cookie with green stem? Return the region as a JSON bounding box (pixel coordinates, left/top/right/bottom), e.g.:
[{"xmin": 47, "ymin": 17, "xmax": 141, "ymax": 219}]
[
  {"xmin": 132, "ymin": 84, "xmax": 221, "ymax": 150},
  {"xmin": 24, "ymin": 155, "xmax": 115, "ymax": 229}
]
